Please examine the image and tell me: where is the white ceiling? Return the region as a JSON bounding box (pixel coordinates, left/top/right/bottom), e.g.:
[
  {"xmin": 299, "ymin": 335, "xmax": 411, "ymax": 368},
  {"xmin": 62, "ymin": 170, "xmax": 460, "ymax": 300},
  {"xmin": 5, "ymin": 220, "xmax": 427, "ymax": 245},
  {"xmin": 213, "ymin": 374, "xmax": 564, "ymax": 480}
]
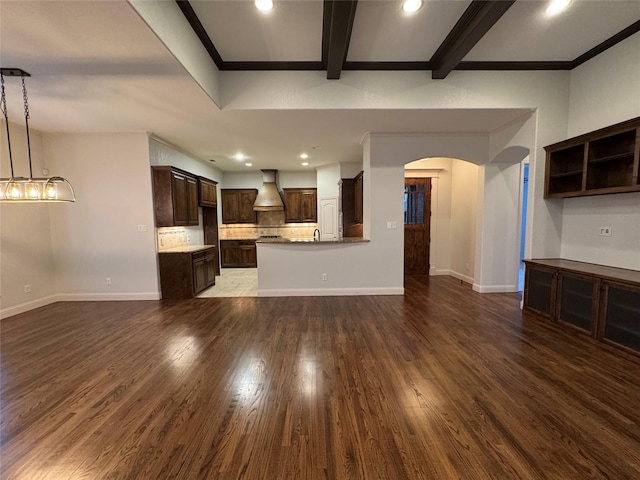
[{"xmin": 1, "ymin": 1, "xmax": 638, "ymax": 172}]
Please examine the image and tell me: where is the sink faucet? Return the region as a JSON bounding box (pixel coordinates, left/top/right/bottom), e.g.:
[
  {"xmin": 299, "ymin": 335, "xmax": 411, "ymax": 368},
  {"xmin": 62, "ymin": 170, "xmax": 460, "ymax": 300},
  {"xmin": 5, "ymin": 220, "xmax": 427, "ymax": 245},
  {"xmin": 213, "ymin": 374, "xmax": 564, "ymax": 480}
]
[{"xmin": 313, "ymin": 228, "xmax": 320, "ymax": 241}]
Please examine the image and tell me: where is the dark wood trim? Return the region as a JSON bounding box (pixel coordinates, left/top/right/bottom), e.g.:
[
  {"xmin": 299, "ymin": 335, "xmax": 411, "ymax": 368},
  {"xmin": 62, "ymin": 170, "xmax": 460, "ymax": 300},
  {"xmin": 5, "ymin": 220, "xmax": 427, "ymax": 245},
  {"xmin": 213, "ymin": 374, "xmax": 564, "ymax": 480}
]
[
  {"xmin": 430, "ymin": 0, "xmax": 516, "ymax": 80},
  {"xmin": 323, "ymin": 0, "xmax": 358, "ymax": 79},
  {"xmin": 571, "ymin": 19, "xmax": 640, "ymax": 68},
  {"xmin": 175, "ymin": 0, "xmax": 224, "ymax": 69},
  {"xmin": 455, "ymin": 61, "xmax": 573, "ymax": 71},
  {"xmin": 343, "ymin": 61, "xmax": 431, "ymax": 71},
  {"xmin": 220, "ymin": 61, "xmax": 325, "ymax": 71},
  {"xmin": 0, "ymin": 68, "xmax": 30, "ymax": 77}
]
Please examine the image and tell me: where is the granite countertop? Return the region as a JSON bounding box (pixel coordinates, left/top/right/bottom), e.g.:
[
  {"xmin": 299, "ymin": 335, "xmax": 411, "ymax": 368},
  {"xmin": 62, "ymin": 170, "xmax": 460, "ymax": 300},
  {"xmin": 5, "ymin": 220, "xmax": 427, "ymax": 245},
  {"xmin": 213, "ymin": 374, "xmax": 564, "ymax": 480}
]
[
  {"xmin": 158, "ymin": 245, "xmax": 216, "ymax": 254},
  {"xmin": 256, "ymin": 237, "xmax": 369, "ymax": 244}
]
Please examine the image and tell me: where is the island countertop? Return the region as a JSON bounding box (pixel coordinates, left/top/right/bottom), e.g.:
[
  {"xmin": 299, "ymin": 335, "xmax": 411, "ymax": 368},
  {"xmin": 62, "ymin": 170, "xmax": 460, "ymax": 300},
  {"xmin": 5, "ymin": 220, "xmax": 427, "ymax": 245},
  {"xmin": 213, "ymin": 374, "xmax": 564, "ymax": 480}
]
[
  {"xmin": 158, "ymin": 245, "xmax": 216, "ymax": 254},
  {"xmin": 256, "ymin": 237, "xmax": 369, "ymax": 244}
]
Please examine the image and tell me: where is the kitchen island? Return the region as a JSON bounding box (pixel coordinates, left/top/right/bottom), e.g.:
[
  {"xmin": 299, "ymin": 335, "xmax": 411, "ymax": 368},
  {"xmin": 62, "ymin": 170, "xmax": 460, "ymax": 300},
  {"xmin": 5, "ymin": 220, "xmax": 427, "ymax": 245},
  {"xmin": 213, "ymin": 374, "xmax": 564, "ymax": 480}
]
[
  {"xmin": 256, "ymin": 237, "xmax": 403, "ymax": 297},
  {"xmin": 158, "ymin": 245, "xmax": 216, "ymax": 299}
]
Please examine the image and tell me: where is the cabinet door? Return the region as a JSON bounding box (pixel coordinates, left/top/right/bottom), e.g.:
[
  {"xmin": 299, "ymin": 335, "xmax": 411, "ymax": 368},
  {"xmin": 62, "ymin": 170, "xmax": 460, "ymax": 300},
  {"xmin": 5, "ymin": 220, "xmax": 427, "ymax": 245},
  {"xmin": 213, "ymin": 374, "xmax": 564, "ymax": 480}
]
[
  {"xmin": 300, "ymin": 190, "xmax": 317, "ymax": 222},
  {"xmin": 240, "ymin": 243, "xmax": 257, "ymax": 267},
  {"xmin": 199, "ymin": 178, "xmax": 218, "ymax": 207},
  {"xmin": 556, "ymin": 273, "xmax": 599, "ymax": 335},
  {"xmin": 187, "ymin": 176, "xmax": 199, "ymax": 225},
  {"xmin": 172, "ymin": 171, "xmax": 190, "ymax": 225},
  {"xmin": 221, "ymin": 191, "xmax": 240, "ymax": 224},
  {"xmin": 238, "ymin": 190, "xmax": 258, "ymax": 223},
  {"xmin": 601, "ymin": 282, "xmax": 640, "ymax": 352},
  {"xmin": 284, "ymin": 190, "xmax": 302, "ymax": 222},
  {"xmin": 193, "ymin": 254, "xmax": 207, "ymax": 294},
  {"xmin": 204, "ymin": 250, "xmax": 217, "ymax": 287},
  {"xmin": 524, "ymin": 265, "xmax": 556, "ymax": 318},
  {"xmin": 354, "ymin": 172, "xmax": 363, "ymax": 224},
  {"xmin": 220, "ymin": 242, "xmax": 241, "ymax": 267}
]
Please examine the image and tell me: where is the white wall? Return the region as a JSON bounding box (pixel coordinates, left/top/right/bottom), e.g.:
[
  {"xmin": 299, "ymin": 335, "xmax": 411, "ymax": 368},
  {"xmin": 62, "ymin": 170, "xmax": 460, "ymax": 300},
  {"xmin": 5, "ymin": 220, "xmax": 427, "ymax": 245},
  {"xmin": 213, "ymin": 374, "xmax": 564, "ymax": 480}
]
[
  {"xmin": 450, "ymin": 160, "xmax": 479, "ymax": 283},
  {"xmin": 0, "ymin": 123, "xmax": 57, "ymax": 317},
  {"xmin": 561, "ymin": 32, "xmax": 640, "ymax": 270},
  {"xmin": 46, "ymin": 133, "xmax": 160, "ymax": 299}
]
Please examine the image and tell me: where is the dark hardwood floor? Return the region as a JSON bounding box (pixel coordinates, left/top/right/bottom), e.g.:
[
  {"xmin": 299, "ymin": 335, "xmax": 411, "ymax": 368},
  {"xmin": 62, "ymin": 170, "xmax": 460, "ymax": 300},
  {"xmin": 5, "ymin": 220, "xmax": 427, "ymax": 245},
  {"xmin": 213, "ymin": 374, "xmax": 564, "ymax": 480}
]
[{"xmin": 2, "ymin": 276, "xmax": 640, "ymax": 479}]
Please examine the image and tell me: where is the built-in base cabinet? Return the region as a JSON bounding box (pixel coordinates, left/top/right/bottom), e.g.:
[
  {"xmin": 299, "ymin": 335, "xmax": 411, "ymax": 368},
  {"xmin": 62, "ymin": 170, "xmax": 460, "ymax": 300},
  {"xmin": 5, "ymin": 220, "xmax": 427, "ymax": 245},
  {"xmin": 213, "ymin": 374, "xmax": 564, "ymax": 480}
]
[
  {"xmin": 159, "ymin": 247, "xmax": 216, "ymax": 299},
  {"xmin": 220, "ymin": 240, "xmax": 257, "ymax": 268},
  {"xmin": 524, "ymin": 259, "xmax": 640, "ymax": 356}
]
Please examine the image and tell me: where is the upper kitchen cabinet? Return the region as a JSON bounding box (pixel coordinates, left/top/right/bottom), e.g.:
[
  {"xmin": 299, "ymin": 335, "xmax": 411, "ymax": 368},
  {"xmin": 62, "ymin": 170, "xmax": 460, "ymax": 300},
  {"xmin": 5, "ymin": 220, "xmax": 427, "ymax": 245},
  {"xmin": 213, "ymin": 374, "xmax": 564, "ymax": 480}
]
[
  {"xmin": 152, "ymin": 166, "xmax": 199, "ymax": 227},
  {"xmin": 283, "ymin": 188, "xmax": 317, "ymax": 223},
  {"xmin": 544, "ymin": 117, "xmax": 640, "ymax": 198},
  {"xmin": 198, "ymin": 177, "xmax": 218, "ymax": 207},
  {"xmin": 221, "ymin": 189, "xmax": 258, "ymax": 224}
]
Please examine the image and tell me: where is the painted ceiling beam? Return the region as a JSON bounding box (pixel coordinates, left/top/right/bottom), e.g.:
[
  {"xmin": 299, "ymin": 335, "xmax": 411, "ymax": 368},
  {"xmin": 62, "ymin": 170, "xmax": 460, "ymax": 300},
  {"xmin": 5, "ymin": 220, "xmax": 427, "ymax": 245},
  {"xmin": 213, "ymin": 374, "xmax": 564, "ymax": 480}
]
[
  {"xmin": 322, "ymin": 0, "xmax": 358, "ymax": 80},
  {"xmin": 430, "ymin": 0, "xmax": 516, "ymax": 80}
]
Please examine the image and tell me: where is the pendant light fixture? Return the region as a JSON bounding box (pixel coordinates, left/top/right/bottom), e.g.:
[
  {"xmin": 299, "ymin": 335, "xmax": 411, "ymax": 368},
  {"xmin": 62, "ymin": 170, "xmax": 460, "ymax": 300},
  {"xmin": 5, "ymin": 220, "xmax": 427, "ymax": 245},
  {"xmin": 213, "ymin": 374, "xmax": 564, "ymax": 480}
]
[{"xmin": 0, "ymin": 68, "xmax": 75, "ymax": 203}]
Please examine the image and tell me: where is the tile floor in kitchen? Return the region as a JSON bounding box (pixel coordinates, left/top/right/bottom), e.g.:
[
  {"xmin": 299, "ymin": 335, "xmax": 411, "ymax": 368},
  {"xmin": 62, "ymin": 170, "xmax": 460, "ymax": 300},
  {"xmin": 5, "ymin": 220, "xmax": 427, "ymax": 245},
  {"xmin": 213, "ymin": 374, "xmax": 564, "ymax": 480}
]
[{"xmin": 197, "ymin": 268, "xmax": 257, "ymax": 298}]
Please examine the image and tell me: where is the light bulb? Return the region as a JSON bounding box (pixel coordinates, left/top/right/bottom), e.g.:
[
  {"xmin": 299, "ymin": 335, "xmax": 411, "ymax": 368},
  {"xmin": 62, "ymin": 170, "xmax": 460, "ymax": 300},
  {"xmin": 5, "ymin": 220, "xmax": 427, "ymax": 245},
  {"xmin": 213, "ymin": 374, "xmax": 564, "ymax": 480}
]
[
  {"xmin": 26, "ymin": 181, "xmax": 41, "ymax": 199},
  {"xmin": 402, "ymin": 0, "xmax": 422, "ymax": 14},
  {"xmin": 46, "ymin": 184, "xmax": 58, "ymax": 199},
  {"xmin": 546, "ymin": 0, "xmax": 571, "ymax": 15},
  {"xmin": 255, "ymin": 0, "xmax": 273, "ymax": 12}
]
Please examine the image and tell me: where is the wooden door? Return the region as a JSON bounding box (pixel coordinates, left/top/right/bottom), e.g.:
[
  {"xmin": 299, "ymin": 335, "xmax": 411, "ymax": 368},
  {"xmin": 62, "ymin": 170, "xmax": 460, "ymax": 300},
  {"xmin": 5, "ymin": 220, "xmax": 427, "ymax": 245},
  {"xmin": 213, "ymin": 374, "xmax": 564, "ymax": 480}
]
[
  {"xmin": 172, "ymin": 171, "xmax": 189, "ymax": 225},
  {"xmin": 221, "ymin": 190, "xmax": 239, "ymax": 224},
  {"xmin": 404, "ymin": 178, "xmax": 431, "ymax": 275},
  {"xmin": 186, "ymin": 176, "xmax": 199, "ymax": 225},
  {"xmin": 300, "ymin": 190, "xmax": 317, "ymax": 222},
  {"xmin": 238, "ymin": 190, "xmax": 258, "ymax": 223}
]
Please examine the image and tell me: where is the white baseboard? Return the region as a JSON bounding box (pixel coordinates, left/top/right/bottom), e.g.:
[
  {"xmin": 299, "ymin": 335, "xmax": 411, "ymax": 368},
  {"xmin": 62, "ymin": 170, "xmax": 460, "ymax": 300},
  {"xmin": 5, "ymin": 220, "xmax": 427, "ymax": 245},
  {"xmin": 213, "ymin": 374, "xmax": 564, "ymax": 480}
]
[
  {"xmin": 258, "ymin": 287, "xmax": 404, "ymax": 297},
  {"xmin": 449, "ymin": 270, "xmax": 474, "ymax": 285},
  {"xmin": 56, "ymin": 292, "xmax": 162, "ymax": 301},
  {"xmin": 0, "ymin": 294, "xmax": 59, "ymax": 319},
  {"xmin": 472, "ymin": 283, "xmax": 519, "ymax": 293},
  {"xmin": 0, "ymin": 292, "xmax": 161, "ymax": 319},
  {"xmin": 430, "ymin": 268, "xmax": 450, "ymax": 276}
]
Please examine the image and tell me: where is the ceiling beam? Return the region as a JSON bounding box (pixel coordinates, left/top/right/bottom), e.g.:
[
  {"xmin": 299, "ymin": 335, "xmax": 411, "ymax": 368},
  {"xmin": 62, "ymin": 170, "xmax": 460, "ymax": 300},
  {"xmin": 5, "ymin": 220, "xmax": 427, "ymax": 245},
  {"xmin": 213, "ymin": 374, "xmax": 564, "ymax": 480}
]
[
  {"xmin": 430, "ymin": 0, "xmax": 516, "ymax": 80},
  {"xmin": 322, "ymin": 0, "xmax": 358, "ymax": 80}
]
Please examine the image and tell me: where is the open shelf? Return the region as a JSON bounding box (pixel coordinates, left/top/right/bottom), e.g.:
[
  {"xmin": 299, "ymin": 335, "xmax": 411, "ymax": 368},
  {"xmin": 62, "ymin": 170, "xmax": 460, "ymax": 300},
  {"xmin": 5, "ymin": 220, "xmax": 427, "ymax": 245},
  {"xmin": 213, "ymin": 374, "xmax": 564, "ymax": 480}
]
[{"xmin": 544, "ymin": 117, "xmax": 640, "ymax": 198}]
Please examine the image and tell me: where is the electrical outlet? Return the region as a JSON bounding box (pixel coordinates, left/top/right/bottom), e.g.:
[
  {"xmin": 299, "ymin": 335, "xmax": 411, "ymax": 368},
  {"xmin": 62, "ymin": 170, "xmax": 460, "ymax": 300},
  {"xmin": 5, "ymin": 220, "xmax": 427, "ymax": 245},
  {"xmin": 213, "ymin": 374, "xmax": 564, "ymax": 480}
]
[
  {"xmin": 137, "ymin": 224, "xmax": 148, "ymax": 232},
  {"xmin": 105, "ymin": 277, "xmax": 112, "ymax": 285},
  {"xmin": 465, "ymin": 263, "xmax": 470, "ymax": 271},
  {"xmin": 599, "ymin": 227, "xmax": 612, "ymax": 237},
  {"xmin": 322, "ymin": 273, "xmax": 328, "ymax": 281},
  {"xmin": 24, "ymin": 284, "xmax": 31, "ymax": 293}
]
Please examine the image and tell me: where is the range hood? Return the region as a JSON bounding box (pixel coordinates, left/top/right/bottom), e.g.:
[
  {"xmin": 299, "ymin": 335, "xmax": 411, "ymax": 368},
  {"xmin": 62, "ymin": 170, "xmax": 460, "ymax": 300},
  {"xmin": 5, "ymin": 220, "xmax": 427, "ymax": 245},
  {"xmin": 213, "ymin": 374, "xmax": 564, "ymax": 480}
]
[{"xmin": 253, "ymin": 169, "xmax": 284, "ymax": 211}]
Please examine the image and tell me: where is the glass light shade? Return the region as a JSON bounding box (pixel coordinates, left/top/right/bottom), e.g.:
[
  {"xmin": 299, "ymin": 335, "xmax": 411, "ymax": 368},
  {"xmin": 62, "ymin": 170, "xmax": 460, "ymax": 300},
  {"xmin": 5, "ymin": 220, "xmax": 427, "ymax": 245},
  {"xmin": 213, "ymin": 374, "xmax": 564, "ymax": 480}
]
[{"xmin": 0, "ymin": 177, "xmax": 75, "ymax": 202}]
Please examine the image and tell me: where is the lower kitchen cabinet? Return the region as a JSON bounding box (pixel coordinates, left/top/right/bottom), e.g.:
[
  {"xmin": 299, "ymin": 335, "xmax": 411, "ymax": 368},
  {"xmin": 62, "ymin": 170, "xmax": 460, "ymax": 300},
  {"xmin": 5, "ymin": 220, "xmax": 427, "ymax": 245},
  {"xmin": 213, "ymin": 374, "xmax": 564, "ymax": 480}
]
[
  {"xmin": 524, "ymin": 259, "xmax": 640, "ymax": 356},
  {"xmin": 220, "ymin": 240, "xmax": 257, "ymax": 268},
  {"xmin": 159, "ymin": 247, "xmax": 216, "ymax": 299}
]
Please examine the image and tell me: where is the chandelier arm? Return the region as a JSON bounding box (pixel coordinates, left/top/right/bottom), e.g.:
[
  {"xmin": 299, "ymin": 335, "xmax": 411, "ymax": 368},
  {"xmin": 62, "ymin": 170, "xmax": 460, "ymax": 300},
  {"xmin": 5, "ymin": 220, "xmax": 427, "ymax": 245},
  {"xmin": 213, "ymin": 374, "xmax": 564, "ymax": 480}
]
[
  {"xmin": 21, "ymin": 74, "xmax": 33, "ymax": 179},
  {"xmin": 0, "ymin": 73, "xmax": 15, "ymax": 178}
]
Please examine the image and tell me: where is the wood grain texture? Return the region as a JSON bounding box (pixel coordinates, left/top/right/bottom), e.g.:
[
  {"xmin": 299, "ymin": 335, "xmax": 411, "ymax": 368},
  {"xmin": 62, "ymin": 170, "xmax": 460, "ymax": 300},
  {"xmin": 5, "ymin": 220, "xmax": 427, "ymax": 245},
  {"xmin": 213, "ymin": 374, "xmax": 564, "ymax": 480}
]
[{"xmin": 2, "ymin": 276, "xmax": 640, "ymax": 479}]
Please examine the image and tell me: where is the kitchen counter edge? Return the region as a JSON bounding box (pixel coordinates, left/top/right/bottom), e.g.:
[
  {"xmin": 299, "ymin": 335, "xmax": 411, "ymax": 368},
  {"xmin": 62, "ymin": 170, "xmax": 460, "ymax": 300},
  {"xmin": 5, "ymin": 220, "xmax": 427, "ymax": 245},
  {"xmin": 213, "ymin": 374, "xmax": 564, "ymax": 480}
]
[
  {"xmin": 158, "ymin": 245, "xmax": 216, "ymax": 254},
  {"xmin": 256, "ymin": 237, "xmax": 369, "ymax": 245}
]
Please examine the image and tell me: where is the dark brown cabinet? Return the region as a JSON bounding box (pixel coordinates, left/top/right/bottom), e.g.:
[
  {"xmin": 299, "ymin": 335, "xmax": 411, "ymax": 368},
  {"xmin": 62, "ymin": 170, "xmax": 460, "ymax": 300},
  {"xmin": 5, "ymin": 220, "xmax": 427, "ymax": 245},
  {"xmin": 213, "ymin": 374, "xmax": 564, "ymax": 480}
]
[
  {"xmin": 283, "ymin": 188, "xmax": 317, "ymax": 223},
  {"xmin": 152, "ymin": 166, "xmax": 199, "ymax": 227},
  {"xmin": 544, "ymin": 116, "xmax": 640, "ymax": 198},
  {"xmin": 221, "ymin": 189, "xmax": 258, "ymax": 224},
  {"xmin": 354, "ymin": 171, "xmax": 363, "ymax": 224},
  {"xmin": 198, "ymin": 177, "xmax": 218, "ymax": 207},
  {"xmin": 220, "ymin": 240, "xmax": 257, "ymax": 268},
  {"xmin": 159, "ymin": 247, "xmax": 216, "ymax": 299},
  {"xmin": 524, "ymin": 259, "xmax": 640, "ymax": 356}
]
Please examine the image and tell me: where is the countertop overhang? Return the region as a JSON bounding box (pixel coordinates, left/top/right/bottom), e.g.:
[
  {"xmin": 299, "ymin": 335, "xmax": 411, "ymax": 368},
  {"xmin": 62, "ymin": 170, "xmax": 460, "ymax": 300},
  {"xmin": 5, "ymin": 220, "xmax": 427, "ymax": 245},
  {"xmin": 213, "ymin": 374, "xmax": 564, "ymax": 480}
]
[
  {"xmin": 256, "ymin": 237, "xmax": 369, "ymax": 244},
  {"xmin": 158, "ymin": 245, "xmax": 216, "ymax": 254}
]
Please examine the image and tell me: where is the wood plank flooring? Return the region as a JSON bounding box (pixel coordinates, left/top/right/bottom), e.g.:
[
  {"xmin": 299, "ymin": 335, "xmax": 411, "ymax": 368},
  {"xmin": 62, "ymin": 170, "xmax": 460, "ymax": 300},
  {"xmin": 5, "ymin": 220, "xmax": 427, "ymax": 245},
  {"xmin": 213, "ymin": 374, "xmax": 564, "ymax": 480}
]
[{"xmin": 2, "ymin": 276, "xmax": 640, "ymax": 479}]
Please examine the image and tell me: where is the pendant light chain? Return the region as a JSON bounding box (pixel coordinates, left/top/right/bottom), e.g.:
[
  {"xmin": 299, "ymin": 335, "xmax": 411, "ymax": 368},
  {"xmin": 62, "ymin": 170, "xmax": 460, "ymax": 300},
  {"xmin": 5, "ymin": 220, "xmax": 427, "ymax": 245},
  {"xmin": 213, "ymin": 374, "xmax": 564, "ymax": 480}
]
[
  {"xmin": 21, "ymin": 74, "xmax": 33, "ymax": 179},
  {"xmin": 0, "ymin": 73, "xmax": 15, "ymax": 178}
]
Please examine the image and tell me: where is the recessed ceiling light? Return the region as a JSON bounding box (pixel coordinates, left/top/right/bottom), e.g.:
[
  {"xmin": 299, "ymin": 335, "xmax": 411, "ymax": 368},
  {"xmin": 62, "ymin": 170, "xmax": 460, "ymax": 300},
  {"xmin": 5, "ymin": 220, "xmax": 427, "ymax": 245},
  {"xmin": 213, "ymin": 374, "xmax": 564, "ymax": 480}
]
[
  {"xmin": 301, "ymin": 162, "xmax": 309, "ymax": 167},
  {"xmin": 545, "ymin": 0, "xmax": 571, "ymax": 15},
  {"xmin": 245, "ymin": 162, "xmax": 253, "ymax": 167},
  {"xmin": 255, "ymin": 0, "xmax": 273, "ymax": 12},
  {"xmin": 300, "ymin": 153, "xmax": 309, "ymax": 159},
  {"xmin": 402, "ymin": 0, "xmax": 422, "ymax": 14},
  {"xmin": 234, "ymin": 153, "xmax": 246, "ymax": 161}
]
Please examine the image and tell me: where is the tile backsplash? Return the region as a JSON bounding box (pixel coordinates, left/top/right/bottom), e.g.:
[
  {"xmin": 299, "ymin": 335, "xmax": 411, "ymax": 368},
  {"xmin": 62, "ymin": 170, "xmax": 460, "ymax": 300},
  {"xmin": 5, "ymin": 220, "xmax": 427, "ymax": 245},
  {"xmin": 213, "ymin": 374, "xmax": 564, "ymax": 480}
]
[
  {"xmin": 219, "ymin": 223, "xmax": 318, "ymax": 240},
  {"xmin": 157, "ymin": 227, "xmax": 186, "ymax": 250}
]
